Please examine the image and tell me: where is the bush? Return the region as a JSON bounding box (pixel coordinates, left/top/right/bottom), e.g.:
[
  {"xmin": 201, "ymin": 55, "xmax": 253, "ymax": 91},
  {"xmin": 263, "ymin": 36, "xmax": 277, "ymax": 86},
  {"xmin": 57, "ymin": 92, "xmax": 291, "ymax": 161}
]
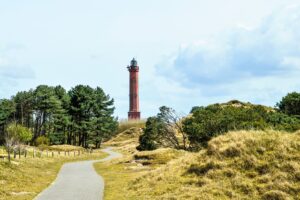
[
  {"xmin": 267, "ymin": 112, "xmax": 300, "ymax": 131},
  {"xmin": 137, "ymin": 117, "xmax": 160, "ymax": 151},
  {"xmin": 183, "ymin": 102, "xmax": 300, "ymax": 149},
  {"xmin": 35, "ymin": 136, "xmax": 50, "ymax": 146},
  {"xmin": 137, "ymin": 106, "xmax": 184, "ymax": 151},
  {"xmin": 6, "ymin": 123, "xmax": 33, "ymax": 143},
  {"xmin": 277, "ymin": 92, "xmax": 300, "ymax": 117}
]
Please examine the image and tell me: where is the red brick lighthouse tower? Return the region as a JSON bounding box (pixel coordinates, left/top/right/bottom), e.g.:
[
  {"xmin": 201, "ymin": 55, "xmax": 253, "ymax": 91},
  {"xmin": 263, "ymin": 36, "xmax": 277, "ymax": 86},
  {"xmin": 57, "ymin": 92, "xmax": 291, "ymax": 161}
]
[{"xmin": 127, "ymin": 58, "xmax": 141, "ymax": 120}]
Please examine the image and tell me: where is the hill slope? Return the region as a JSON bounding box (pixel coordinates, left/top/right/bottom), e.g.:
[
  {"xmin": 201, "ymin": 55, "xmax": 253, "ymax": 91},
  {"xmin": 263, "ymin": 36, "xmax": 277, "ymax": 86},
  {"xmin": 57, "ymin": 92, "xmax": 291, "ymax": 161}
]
[{"xmin": 127, "ymin": 130, "xmax": 300, "ymax": 200}]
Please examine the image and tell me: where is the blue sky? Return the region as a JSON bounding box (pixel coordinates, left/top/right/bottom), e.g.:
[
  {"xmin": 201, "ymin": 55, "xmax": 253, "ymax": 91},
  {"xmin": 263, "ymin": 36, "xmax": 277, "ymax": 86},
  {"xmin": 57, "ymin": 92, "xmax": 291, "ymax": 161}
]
[{"xmin": 0, "ymin": 0, "xmax": 300, "ymax": 119}]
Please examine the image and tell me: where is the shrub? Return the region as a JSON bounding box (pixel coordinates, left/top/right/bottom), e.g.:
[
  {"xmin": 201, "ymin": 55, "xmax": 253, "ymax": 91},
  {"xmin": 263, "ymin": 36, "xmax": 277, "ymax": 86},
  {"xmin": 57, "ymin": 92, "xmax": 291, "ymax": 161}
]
[
  {"xmin": 277, "ymin": 92, "xmax": 300, "ymax": 117},
  {"xmin": 183, "ymin": 102, "xmax": 300, "ymax": 149},
  {"xmin": 137, "ymin": 106, "xmax": 185, "ymax": 151},
  {"xmin": 6, "ymin": 123, "xmax": 33, "ymax": 144},
  {"xmin": 137, "ymin": 117, "xmax": 160, "ymax": 151},
  {"xmin": 35, "ymin": 136, "xmax": 50, "ymax": 146}
]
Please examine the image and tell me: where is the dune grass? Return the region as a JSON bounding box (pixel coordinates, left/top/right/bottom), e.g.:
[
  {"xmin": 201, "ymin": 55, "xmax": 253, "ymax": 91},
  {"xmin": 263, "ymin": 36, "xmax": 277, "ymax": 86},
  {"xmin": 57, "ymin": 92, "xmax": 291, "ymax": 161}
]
[
  {"xmin": 96, "ymin": 129, "xmax": 300, "ymax": 200},
  {"xmin": 129, "ymin": 130, "xmax": 300, "ymax": 199},
  {"xmin": 94, "ymin": 161, "xmax": 142, "ymax": 200},
  {"xmin": 94, "ymin": 148, "xmax": 185, "ymax": 200},
  {"xmin": 0, "ymin": 147, "xmax": 107, "ymax": 200},
  {"xmin": 37, "ymin": 144, "xmax": 85, "ymax": 151},
  {"xmin": 117, "ymin": 120, "xmax": 145, "ymax": 135}
]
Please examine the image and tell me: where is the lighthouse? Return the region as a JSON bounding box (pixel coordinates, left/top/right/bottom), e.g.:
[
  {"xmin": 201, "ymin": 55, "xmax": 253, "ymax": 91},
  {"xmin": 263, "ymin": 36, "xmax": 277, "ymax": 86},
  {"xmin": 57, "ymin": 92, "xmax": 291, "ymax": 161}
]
[{"xmin": 127, "ymin": 58, "xmax": 141, "ymax": 120}]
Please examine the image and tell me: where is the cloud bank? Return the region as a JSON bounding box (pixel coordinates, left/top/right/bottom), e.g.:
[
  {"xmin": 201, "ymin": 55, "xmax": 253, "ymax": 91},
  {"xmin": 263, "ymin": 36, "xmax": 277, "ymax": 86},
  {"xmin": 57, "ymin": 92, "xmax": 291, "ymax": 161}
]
[
  {"xmin": 155, "ymin": 4, "xmax": 300, "ymax": 109},
  {"xmin": 0, "ymin": 45, "xmax": 35, "ymax": 98}
]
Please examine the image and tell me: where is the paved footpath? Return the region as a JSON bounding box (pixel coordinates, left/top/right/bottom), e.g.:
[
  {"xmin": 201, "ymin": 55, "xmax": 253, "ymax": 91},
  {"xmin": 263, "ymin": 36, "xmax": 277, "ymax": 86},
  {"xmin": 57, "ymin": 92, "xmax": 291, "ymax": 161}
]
[{"xmin": 35, "ymin": 147, "xmax": 122, "ymax": 200}]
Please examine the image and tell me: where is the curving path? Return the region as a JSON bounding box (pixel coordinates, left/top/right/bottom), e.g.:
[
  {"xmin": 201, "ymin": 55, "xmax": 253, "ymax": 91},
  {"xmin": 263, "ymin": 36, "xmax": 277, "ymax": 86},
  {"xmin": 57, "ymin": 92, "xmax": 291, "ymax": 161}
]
[{"xmin": 35, "ymin": 147, "xmax": 122, "ymax": 200}]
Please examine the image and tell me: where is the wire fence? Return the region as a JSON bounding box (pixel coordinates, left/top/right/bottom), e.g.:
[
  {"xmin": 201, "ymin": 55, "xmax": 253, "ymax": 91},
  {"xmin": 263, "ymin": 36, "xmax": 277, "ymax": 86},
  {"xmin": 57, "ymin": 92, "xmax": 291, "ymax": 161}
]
[{"xmin": 0, "ymin": 147, "xmax": 94, "ymax": 162}]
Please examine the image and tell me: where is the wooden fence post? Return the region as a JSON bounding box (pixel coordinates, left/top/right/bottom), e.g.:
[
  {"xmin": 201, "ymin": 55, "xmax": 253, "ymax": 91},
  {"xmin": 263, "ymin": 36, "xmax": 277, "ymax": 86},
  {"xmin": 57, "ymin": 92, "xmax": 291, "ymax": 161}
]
[
  {"xmin": 33, "ymin": 149, "xmax": 36, "ymax": 158},
  {"xmin": 7, "ymin": 149, "xmax": 11, "ymax": 162},
  {"xmin": 25, "ymin": 149, "xmax": 27, "ymax": 158},
  {"xmin": 18, "ymin": 148, "xmax": 21, "ymax": 159},
  {"xmin": 14, "ymin": 150, "xmax": 16, "ymax": 159},
  {"xmin": 52, "ymin": 152, "xmax": 54, "ymax": 157}
]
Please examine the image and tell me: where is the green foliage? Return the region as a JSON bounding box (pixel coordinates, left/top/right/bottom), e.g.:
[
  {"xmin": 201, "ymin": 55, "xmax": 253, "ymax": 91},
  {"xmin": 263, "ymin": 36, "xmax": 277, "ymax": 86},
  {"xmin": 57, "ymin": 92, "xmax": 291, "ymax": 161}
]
[
  {"xmin": 35, "ymin": 136, "xmax": 50, "ymax": 146},
  {"xmin": 266, "ymin": 112, "xmax": 300, "ymax": 131},
  {"xmin": 0, "ymin": 99, "xmax": 16, "ymax": 125},
  {"xmin": 137, "ymin": 117, "xmax": 161, "ymax": 151},
  {"xmin": 6, "ymin": 123, "xmax": 33, "ymax": 143},
  {"xmin": 277, "ymin": 92, "xmax": 300, "ymax": 117},
  {"xmin": 69, "ymin": 85, "xmax": 117, "ymax": 148},
  {"xmin": 13, "ymin": 90, "xmax": 34, "ymax": 127},
  {"xmin": 48, "ymin": 132, "xmax": 65, "ymax": 145},
  {"xmin": 0, "ymin": 84, "xmax": 117, "ymax": 148},
  {"xmin": 183, "ymin": 102, "xmax": 300, "ymax": 148},
  {"xmin": 137, "ymin": 106, "xmax": 184, "ymax": 151},
  {"xmin": 33, "ymin": 85, "xmax": 64, "ymax": 137},
  {"xmin": 0, "ymin": 99, "xmax": 15, "ymax": 144}
]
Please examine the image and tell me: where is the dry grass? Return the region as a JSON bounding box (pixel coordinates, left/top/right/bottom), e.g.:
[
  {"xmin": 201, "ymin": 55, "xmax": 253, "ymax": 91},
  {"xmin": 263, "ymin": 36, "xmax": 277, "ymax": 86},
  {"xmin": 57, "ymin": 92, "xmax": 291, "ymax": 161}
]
[
  {"xmin": 105, "ymin": 127, "xmax": 143, "ymax": 155},
  {"xmin": 117, "ymin": 120, "xmax": 145, "ymax": 135},
  {"xmin": 97, "ymin": 129, "xmax": 300, "ymax": 200},
  {"xmin": 38, "ymin": 144, "xmax": 85, "ymax": 151},
  {"xmin": 133, "ymin": 148, "xmax": 185, "ymax": 166},
  {"xmin": 94, "ymin": 148, "xmax": 186, "ymax": 200},
  {"xmin": 129, "ymin": 130, "xmax": 300, "ymax": 199},
  {"xmin": 95, "ymin": 126, "xmax": 187, "ymax": 200},
  {"xmin": 0, "ymin": 147, "xmax": 107, "ymax": 200}
]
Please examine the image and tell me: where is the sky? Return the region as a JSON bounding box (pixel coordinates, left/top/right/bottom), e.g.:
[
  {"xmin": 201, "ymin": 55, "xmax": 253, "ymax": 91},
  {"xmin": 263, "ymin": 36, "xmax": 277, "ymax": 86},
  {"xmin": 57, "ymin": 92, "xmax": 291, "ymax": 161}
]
[{"xmin": 1, "ymin": 0, "xmax": 300, "ymax": 119}]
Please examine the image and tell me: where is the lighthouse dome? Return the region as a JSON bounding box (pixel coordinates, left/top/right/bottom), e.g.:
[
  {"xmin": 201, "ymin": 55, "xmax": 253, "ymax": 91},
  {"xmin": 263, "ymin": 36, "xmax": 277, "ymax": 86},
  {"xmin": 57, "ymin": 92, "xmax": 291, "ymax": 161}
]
[{"xmin": 130, "ymin": 58, "xmax": 138, "ymax": 67}]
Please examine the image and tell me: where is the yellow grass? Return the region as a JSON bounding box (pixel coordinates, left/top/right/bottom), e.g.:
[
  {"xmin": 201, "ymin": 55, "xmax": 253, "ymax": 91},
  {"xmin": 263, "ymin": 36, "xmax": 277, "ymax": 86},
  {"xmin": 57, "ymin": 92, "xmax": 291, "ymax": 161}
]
[
  {"xmin": 0, "ymin": 147, "xmax": 107, "ymax": 200},
  {"xmin": 96, "ymin": 129, "xmax": 300, "ymax": 200},
  {"xmin": 95, "ymin": 126, "xmax": 187, "ymax": 200},
  {"xmin": 117, "ymin": 120, "xmax": 145, "ymax": 134},
  {"xmin": 104, "ymin": 127, "xmax": 143, "ymax": 155},
  {"xmin": 38, "ymin": 144, "xmax": 85, "ymax": 151}
]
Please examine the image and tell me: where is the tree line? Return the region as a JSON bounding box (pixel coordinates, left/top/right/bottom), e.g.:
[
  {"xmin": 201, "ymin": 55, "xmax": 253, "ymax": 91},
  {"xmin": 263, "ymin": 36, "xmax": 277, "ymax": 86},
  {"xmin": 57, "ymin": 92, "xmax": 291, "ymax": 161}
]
[
  {"xmin": 0, "ymin": 85, "xmax": 117, "ymax": 148},
  {"xmin": 138, "ymin": 92, "xmax": 300, "ymax": 151}
]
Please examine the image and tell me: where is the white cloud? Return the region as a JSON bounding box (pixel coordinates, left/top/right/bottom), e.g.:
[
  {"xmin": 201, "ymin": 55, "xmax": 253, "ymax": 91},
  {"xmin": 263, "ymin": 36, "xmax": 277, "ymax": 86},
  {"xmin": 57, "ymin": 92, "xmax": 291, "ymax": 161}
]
[
  {"xmin": 0, "ymin": 45, "xmax": 35, "ymax": 98},
  {"xmin": 154, "ymin": 4, "xmax": 300, "ymax": 109}
]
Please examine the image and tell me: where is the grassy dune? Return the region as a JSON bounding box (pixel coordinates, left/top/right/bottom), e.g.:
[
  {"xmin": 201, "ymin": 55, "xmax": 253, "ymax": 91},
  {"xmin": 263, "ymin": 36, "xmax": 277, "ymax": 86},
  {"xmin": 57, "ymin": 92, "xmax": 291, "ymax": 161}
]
[
  {"xmin": 94, "ymin": 148, "xmax": 185, "ymax": 200},
  {"xmin": 0, "ymin": 147, "xmax": 107, "ymax": 200},
  {"xmin": 117, "ymin": 120, "xmax": 145, "ymax": 135},
  {"xmin": 96, "ymin": 129, "xmax": 300, "ymax": 200}
]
